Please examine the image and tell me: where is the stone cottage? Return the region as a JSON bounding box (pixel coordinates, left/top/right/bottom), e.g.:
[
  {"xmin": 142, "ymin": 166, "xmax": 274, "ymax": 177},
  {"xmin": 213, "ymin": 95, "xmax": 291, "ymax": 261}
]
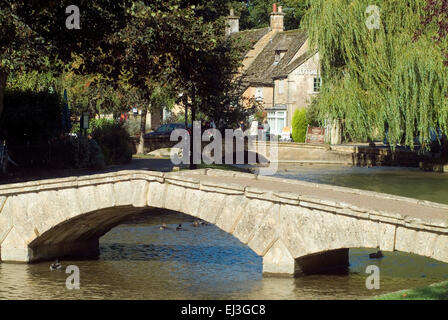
[{"xmin": 229, "ymin": 5, "xmax": 321, "ymax": 136}]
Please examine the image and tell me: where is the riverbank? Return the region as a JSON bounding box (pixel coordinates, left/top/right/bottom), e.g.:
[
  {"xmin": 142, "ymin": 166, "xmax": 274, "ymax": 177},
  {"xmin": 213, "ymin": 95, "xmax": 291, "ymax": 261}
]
[
  {"xmin": 132, "ymin": 137, "xmax": 446, "ymax": 169},
  {"xmin": 374, "ymin": 281, "xmax": 448, "ymax": 300}
]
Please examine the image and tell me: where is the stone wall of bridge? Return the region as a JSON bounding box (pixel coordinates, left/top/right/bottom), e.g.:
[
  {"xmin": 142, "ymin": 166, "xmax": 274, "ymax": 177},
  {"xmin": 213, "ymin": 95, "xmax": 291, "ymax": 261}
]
[{"xmin": 0, "ymin": 169, "xmax": 447, "ymax": 276}]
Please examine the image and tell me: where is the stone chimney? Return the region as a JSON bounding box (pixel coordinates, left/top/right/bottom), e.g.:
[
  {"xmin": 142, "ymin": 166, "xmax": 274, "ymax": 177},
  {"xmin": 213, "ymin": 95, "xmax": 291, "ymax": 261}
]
[
  {"xmin": 270, "ymin": 3, "xmax": 284, "ymax": 33},
  {"xmin": 226, "ymin": 8, "xmax": 240, "ymax": 36}
]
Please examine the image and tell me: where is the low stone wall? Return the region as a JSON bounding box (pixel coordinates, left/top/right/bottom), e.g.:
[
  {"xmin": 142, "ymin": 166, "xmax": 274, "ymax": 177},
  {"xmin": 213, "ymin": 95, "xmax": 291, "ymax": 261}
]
[{"xmin": 130, "ymin": 136, "xmax": 439, "ymax": 167}]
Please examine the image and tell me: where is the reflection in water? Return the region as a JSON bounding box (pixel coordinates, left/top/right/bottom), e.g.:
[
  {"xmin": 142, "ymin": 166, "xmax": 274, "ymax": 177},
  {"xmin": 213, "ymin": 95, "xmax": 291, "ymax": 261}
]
[{"xmin": 1, "ymin": 165, "xmax": 448, "ymax": 299}]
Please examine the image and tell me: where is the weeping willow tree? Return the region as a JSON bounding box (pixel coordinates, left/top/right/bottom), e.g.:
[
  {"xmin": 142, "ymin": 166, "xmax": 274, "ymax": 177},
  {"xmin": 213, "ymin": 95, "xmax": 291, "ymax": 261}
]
[{"xmin": 303, "ymin": 0, "xmax": 448, "ymax": 149}]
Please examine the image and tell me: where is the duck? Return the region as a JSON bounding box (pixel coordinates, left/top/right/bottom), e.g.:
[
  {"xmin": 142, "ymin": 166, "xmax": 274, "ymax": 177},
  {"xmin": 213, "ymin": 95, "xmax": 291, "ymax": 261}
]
[
  {"xmin": 50, "ymin": 259, "xmax": 62, "ymax": 271},
  {"xmin": 176, "ymin": 224, "xmax": 183, "ymax": 231},
  {"xmin": 369, "ymin": 250, "xmax": 384, "ymax": 259},
  {"xmin": 192, "ymin": 220, "xmax": 200, "ymax": 227},
  {"xmin": 160, "ymin": 223, "xmax": 169, "ymax": 230},
  {"xmin": 199, "ymin": 220, "xmax": 209, "ymax": 226}
]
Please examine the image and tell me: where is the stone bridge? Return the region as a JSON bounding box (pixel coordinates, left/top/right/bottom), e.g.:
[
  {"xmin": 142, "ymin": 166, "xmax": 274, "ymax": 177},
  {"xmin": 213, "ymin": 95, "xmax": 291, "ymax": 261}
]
[{"xmin": 0, "ymin": 169, "xmax": 447, "ymax": 276}]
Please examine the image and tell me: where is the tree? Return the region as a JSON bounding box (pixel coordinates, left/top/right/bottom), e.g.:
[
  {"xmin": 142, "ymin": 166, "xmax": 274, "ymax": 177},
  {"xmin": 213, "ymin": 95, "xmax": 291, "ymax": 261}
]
[
  {"xmin": 2, "ymin": 0, "xmax": 257, "ymax": 164},
  {"xmin": 0, "ymin": 0, "xmax": 131, "ymax": 119},
  {"xmin": 196, "ymin": 36, "xmax": 259, "ymax": 131},
  {"xmin": 418, "ymin": 0, "xmax": 448, "ymax": 156},
  {"xmin": 303, "ymin": 0, "xmax": 448, "ymax": 150},
  {"xmin": 231, "ymin": 0, "xmax": 309, "ymax": 30},
  {"xmin": 105, "ymin": 1, "xmax": 211, "ymax": 154},
  {"xmin": 162, "ymin": 9, "xmax": 260, "ymax": 167},
  {"xmin": 418, "ymin": 0, "xmax": 448, "ymax": 64}
]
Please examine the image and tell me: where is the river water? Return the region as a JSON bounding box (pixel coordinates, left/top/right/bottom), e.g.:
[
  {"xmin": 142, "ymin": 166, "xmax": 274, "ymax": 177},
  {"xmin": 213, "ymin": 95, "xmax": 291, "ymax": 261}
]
[{"xmin": 1, "ymin": 165, "xmax": 447, "ymax": 300}]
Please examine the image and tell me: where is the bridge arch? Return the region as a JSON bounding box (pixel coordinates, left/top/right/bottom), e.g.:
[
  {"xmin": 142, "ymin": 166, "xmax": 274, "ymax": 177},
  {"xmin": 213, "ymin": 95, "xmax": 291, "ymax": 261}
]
[{"xmin": 1, "ymin": 169, "xmax": 448, "ymax": 277}]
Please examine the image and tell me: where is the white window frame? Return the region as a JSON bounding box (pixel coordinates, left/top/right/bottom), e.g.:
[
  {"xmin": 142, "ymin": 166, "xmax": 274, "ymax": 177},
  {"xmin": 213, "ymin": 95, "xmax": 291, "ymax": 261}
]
[
  {"xmin": 255, "ymin": 87, "xmax": 263, "ymax": 101},
  {"xmin": 267, "ymin": 110, "xmax": 287, "ymax": 135}
]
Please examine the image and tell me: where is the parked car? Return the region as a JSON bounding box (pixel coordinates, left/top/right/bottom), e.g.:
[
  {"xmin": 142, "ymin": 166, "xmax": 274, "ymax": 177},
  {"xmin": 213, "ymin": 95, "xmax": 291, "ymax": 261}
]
[{"xmin": 144, "ymin": 123, "xmax": 191, "ymax": 139}]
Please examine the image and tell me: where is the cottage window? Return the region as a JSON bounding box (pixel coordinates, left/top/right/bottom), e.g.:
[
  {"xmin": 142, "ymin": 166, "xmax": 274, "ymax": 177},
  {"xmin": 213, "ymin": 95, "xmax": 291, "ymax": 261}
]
[
  {"xmin": 255, "ymin": 87, "xmax": 264, "ymax": 101},
  {"xmin": 313, "ymin": 77, "xmax": 322, "ymax": 93},
  {"xmin": 268, "ymin": 111, "xmax": 286, "ymax": 135},
  {"xmin": 278, "ymin": 80, "xmax": 284, "ymax": 94},
  {"xmin": 274, "ymin": 50, "xmax": 287, "ymax": 65}
]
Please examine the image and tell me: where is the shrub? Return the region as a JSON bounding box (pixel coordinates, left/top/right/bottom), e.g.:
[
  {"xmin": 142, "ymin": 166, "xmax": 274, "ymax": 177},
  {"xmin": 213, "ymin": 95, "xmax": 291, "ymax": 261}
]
[
  {"xmin": 0, "ymin": 90, "xmax": 65, "ymax": 166},
  {"xmin": 48, "ymin": 135, "xmax": 105, "ymax": 170},
  {"xmin": 306, "ymin": 100, "xmax": 321, "ymax": 127},
  {"xmin": 292, "ymin": 109, "xmax": 309, "ymax": 143},
  {"xmin": 91, "ymin": 119, "xmax": 132, "ymax": 165},
  {"xmin": 122, "ymin": 117, "xmax": 141, "ymax": 137}
]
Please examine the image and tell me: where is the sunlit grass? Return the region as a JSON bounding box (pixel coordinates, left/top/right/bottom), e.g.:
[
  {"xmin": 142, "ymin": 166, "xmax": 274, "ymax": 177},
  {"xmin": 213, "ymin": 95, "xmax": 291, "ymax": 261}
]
[{"xmin": 374, "ymin": 282, "xmax": 448, "ymax": 300}]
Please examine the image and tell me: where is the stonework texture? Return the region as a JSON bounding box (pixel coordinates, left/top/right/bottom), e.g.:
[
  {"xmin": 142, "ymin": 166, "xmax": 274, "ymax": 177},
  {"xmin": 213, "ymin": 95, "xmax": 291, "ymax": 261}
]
[{"xmin": 0, "ymin": 169, "xmax": 447, "ymax": 277}]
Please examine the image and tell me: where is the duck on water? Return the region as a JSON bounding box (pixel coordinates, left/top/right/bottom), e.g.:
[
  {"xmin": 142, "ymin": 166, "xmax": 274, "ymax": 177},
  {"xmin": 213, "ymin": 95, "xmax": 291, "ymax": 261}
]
[
  {"xmin": 369, "ymin": 250, "xmax": 384, "ymax": 259},
  {"xmin": 50, "ymin": 259, "xmax": 62, "ymax": 271}
]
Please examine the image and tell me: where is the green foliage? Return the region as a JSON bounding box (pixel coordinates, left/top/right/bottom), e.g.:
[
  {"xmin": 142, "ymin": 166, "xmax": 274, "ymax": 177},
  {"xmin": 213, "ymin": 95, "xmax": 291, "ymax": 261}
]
[
  {"xmin": 303, "ymin": 0, "xmax": 448, "ymax": 149},
  {"xmin": 122, "ymin": 117, "xmax": 141, "ymax": 137},
  {"xmin": 0, "ymin": 89, "xmax": 108, "ymax": 170},
  {"xmin": 182, "ymin": 25, "xmax": 258, "ymax": 130},
  {"xmin": 91, "ymin": 119, "xmax": 132, "ymax": 165},
  {"xmin": 292, "ymin": 108, "xmax": 308, "ymax": 143},
  {"xmin": 305, "ymin": 98, "xmax": 321, "ymax": 127},
  {"xmin": 232, "ymin": 0, "xmax": 309, "ymax": 31},
  {"xmin": 7, "ymin": 70, "xmax": 60, "ymax": 93},
  {"xmin": 375, "ymin": 281, "xmax": 448, "ymax": 300},
  {"xmin": 69, "ymin": 136, "xmax": 106, "ymax": 170}
]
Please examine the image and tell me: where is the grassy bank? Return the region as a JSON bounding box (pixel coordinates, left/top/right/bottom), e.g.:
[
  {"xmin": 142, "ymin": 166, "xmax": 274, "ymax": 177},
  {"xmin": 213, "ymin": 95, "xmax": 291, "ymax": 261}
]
[{"xmin": 374, "ymin": 281, "xmax": 448, "ymax": 300}]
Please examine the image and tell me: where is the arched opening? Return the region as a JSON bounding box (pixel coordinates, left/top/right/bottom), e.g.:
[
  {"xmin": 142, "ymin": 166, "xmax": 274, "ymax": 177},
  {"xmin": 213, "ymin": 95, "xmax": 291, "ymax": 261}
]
[{"xmin": 27, "ymin": 206, "xmax": 262, "ymax": 267}]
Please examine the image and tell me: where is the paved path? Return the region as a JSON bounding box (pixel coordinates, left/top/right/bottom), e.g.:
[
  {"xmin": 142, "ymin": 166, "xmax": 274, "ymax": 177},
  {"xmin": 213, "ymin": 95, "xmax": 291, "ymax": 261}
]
[{"xmin": 181, "ymin": 169, "xmax": 448, "ymax": 224}]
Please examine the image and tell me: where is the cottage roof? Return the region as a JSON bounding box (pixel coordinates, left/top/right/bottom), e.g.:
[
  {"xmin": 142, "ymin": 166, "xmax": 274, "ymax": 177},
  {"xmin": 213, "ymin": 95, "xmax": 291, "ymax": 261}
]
[
  {"xmin": 233, "ymin": 27, "xmax": 271, "ymax": 57},
  {"xmin": 241, "ymin": 29, "xmax": 310, "ymax": 85},
  {"xmin": 275, "ymin": 49, "xmax": 318, "ymax": 79}
]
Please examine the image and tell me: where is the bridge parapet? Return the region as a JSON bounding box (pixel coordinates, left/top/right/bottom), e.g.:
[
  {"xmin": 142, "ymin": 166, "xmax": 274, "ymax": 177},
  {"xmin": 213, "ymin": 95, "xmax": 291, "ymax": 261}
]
[{"xmin": 0, "ymin": 169, "xmax": 447, "ymax": 276}]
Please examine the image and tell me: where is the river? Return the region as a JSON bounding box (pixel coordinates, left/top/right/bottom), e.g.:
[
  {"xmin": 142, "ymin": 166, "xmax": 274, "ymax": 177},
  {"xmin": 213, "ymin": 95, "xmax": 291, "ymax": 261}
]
[{"xmin": 1, "ymin": 165, "xmax": 447, "ymax": 299}]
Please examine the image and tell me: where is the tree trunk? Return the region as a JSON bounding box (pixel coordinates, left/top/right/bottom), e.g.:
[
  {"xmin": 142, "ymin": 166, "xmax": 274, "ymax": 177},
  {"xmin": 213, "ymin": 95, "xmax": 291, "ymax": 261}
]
[
  {"xmin": 189, "ymin": 87, "xmax": 198, "ymax": 170},
  {"xmin": 137, "ymin": 106, "xmax": 148, "ymax": 155},
  {"xmin": 442, "ymin": 133, "xmax": 448, "ymax": 162},
  {"xmin": 0, "ymin": 69, "xmax": 7, "ymax": 121},
  {"xmin": 184, "ymin": 98, "xmax": 188, "ymax": 133},
  {"xmin": 189, "ymin": 105, "xmax": 197, "ymax": 170}
]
